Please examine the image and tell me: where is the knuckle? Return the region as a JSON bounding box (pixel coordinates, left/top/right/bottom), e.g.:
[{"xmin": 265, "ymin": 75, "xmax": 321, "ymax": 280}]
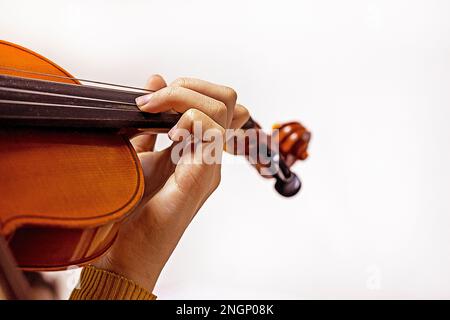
[
  {"xmin": 212, "ymin": 101, "xmax": 227, "ymax": 124},
  {"xmin": 165, "ymin": 85, "xmax": 179, "ymax": 98},
  {"xmin": 209, "ymin": 124, "xmax": 225, "ymax": 138},
  {"xmin": 217, "ymin": 101, "xmax": 227, "ymax": 113},
  {"xmin": 184, "ymin": 108, "xmax": 199, "ymax": 121},
  {"xmin": 172, "ymin": 77, "xmax": 188, "ymax": 88},
  {"xmin": 223, "ymin": 86, "xmax": 237, "ymax": 104}
]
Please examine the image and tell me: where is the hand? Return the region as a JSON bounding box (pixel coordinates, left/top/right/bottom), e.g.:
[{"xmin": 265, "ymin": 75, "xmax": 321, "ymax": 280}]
[{"xmin": 93, "ymin": 75, "xmax": 249, "ymax": 292}]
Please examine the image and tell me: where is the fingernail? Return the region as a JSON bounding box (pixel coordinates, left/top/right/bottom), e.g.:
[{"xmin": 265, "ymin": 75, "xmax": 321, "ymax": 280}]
[
  {"xmin": 135, "ymin": 93, "xmax": 153, "ymax": 107},
  {"xmin": 167, "ymin": 125, "xmax": 178, "ymax": 140}
]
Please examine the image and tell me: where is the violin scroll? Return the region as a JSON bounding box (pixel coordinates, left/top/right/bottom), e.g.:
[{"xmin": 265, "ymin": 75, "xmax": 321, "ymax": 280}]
[
  {"xmin": 272, "ymin": 121, "xmax": 311, "ymax": 167},
  {"xmin": 271, "ymin": 121, "xmax": 310, "ymax": 197}
]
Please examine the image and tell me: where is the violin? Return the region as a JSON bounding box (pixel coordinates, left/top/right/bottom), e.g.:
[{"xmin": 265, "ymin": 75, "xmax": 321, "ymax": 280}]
[{"xmin": 0, "ymin": 40, "xmax": 311, "ymax": 276}]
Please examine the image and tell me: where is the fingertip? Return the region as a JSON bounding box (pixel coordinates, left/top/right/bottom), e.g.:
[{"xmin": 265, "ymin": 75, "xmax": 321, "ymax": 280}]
[
  {"xmin": 231, "ymin": 104, "xmax": 250, "ymax": 129},
  {"xmin": 130, "ymin": 133, "xmax": 157, "ymax": 153},
  {"xmin": 167, "ymin": 125, "xmax": 178, "ymax": 141},
  {"xmin": 146, "ymin": 74, "xmax": 167, "ymax": 91},
  {"xmin": 236, "ymin": 104, "xmax": 250, "ymax": 121},
  {"xmin": 135, "ymin": 93, "xmax": 154, "ymax": 108}
]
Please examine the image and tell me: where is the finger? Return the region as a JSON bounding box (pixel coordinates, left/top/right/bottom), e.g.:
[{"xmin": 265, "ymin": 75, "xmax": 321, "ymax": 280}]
[
  {"xmin": 230, "ymin": 104, "xmax": 250, "ymax": 129},
  {"xmin": 130, "ymin": 133, "xmax": 157, "ymax": 153},
  {"xmin": 145, "ymin": 74, "xmax": 167, "ymax": 91},
  {"xmin": 172, "ymin": 110, "xmax": 223, "ymax": 195},
  {"xmin": 224, "ymin": 104, "xmax": 251, "ymax": 156},
  {"xmin": 147, "ymin": 111, "xmax": 224, "ymax": 219},
  {"xmin": 138, "ymin": 146, "xmax": 176, "ymax": 201},
  {"xmin": 136, "ymin": 86, "xmax": 228, "ymax": 128},
  {"xmin": 170, "ymin": 77, "xmax": 237, "ymax": 128},
  {"xmin": 168, "ymin": 108, "xmax": 225, "ymax": 143},
  {"xmin": 131, "ymin": 75, "xmax": 167, "ymax": 152}
]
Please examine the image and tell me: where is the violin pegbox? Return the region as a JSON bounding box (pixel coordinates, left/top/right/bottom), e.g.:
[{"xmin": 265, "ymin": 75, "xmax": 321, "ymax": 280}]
[{"xmin": 272, "ymin": 121, "xmax": 311, "ymax": 167}]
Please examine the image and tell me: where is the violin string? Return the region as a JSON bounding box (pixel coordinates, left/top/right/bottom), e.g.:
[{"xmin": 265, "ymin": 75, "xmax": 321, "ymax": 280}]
[
  {"xmin": 0, "ymin": 86, "xmax": 137, "ymax": 108},
  {"xmin": 0, "ymin": 99, "xmax": 143, "ymax": 113},
  {"xmin": 0, "ymin": 70, "xmax": 154, "ymax": 110},
  {"xmin": 0, "ymin": 67, "xmax": 168, "ymax": 120},
  {"xmin": 0, "ymin": 66, "xmax": 155, "ymax": 93}
]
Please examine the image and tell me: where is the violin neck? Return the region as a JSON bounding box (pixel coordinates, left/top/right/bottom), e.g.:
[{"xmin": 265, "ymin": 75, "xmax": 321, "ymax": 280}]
[{"xmin": 0, "ymin": 74, "xmax": 179, "ymax": 130}]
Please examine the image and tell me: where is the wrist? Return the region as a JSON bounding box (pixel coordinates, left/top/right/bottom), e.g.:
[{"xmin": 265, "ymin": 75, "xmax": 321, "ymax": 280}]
[{"xmin": 92, "ymin": 251, "xmax": 161, "ymax": 293}]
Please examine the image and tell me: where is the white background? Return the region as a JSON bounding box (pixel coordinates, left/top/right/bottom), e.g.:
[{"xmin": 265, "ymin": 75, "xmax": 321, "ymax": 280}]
[{"xmin": 1, "ymin": 0, "xmax": 450, "ymax": 299}]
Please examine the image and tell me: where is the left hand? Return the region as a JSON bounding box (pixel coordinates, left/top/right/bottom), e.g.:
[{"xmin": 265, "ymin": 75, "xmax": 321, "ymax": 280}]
[{"xmin": 93, "ymin": 75, "xmax": 249, "ymax": 292}]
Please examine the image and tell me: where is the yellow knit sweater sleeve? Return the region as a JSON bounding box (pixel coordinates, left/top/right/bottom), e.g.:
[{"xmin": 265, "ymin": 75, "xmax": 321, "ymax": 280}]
[{"xmin": 69, "ymin": 265, "xmax": 157, "ymax": 300}]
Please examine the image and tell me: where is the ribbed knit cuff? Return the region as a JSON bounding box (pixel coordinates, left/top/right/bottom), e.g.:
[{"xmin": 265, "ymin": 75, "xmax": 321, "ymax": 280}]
[{"xmin": 69, "ymin": 265, "xmax": 157, "ymax": 300}]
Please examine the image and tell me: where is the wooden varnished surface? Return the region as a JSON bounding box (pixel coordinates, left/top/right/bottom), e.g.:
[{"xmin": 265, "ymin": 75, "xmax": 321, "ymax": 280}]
[
  {"xmin": 0, "ymin": 128, "xmax": 142, "ymax": 235},
  {"xmin": 0, "ymin": 40, "xmax": 144, "ymax": 269}
]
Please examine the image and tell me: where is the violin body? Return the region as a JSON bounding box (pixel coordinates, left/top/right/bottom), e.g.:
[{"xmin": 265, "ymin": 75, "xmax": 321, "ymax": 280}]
[{"xmin": 0, "ymin": 41, "xmax": 144, "ymax": 270}]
